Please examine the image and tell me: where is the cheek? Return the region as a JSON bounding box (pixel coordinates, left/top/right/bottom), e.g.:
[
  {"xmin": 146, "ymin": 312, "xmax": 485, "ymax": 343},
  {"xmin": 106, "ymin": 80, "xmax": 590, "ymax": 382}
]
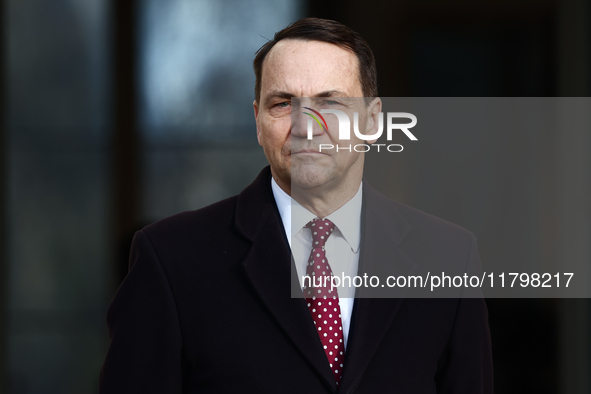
[
  {"xmin": 326, "ymin": 117, "xmax": 340, "ymax": 138},
  {"xmin": 260, "ymin": 117, "xmax": 290, "ymax": 146},
  {"xmin": 351, "ymin": 115, "xmax": 372, "ymax": 144}
]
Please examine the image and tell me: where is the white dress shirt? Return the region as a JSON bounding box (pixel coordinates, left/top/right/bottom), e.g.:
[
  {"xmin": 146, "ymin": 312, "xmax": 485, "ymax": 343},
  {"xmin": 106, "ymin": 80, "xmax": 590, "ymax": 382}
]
[{"xmin": 271, "ymin": 177, "xmax": 362, "ymax": 348}]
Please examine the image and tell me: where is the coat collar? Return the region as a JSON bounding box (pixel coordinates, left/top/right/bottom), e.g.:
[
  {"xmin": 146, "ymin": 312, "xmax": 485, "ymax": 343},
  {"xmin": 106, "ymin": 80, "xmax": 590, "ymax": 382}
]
[{"xmin": 235, "ymin": 166, "xmax": 417, "ymax": 393}]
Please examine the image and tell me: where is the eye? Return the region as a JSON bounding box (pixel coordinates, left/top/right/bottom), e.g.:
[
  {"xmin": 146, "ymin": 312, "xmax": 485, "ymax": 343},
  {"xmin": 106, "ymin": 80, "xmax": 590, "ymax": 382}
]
[
  {"xmin": 324, "ymin": 100, "xmax": 340, "ymax": 106},
  {"xmin": 276, "ymin": 101, "xmax": 291, "ymax": 108}
]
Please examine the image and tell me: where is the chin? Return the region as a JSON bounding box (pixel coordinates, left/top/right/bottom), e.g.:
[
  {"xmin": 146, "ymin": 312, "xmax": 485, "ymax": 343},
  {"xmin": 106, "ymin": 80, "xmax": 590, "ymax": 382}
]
[{"xmin": 290, "ymin": 163, "xmax": 333, "ymax": 190}]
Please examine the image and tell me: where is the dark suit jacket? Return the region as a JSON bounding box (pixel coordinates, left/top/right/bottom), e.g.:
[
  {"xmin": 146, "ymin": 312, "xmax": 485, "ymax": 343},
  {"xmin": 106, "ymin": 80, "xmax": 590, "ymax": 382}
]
[{"xmin": 99, "ymin": 166, "xmax": 493, "ymax": 393}]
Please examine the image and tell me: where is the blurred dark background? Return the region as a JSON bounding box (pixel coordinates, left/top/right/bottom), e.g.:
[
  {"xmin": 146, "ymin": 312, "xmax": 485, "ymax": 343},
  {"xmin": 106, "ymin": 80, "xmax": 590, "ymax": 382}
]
[{"xmin": 1, "ymin": 0, "xmax": 590, "ymax": 393}]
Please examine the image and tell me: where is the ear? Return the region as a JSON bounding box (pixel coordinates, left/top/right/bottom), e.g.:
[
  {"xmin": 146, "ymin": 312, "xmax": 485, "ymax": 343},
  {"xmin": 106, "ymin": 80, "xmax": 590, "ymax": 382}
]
[
  {"xmin": 253, "ymin": 100, "xmax": 262, "ymax": 146},
  {"xmin": 365, "ymin": 97, "xmax": 382, "ymax": 145}
]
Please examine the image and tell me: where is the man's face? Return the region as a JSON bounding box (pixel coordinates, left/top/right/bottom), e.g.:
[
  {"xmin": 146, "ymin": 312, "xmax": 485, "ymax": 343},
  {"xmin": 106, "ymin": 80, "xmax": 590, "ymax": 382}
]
[{"xmin": 254, "ymin": 39, "xmax": 378, "ymax": 193}]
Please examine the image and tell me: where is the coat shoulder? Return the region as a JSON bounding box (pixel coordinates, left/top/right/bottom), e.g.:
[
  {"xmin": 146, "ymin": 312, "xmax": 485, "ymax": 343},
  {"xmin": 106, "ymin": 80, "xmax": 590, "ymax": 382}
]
[
  {"xmin": 365, "ymin": 183, "xmax": 475, "ymax": 244},
  {"xmin": 140, "ymin": 194, "xmax": 243, "ymax": 248},
  {"xmin": 391, "ymin": 198, "xmax": 475, "ymax": 242}
]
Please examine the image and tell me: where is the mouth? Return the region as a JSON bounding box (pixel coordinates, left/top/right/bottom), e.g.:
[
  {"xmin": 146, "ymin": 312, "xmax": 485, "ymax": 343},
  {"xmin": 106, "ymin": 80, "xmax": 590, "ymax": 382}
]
[{"xmin": 291, "ymin": 148, "xmax": 327, "ymax": 155}]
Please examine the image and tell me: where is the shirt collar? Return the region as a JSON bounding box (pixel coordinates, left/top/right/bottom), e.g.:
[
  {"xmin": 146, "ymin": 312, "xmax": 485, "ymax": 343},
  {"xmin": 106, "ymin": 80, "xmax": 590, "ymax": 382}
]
[
  {"xmin": 271, "ymin": 177, "xmax": 293, "ymax": 240},
  {"xmin": 271, "ymin": 177, "xmax": 362, "ymax": 252},
  {"xmin": 325, "ymin": 184, "xmax": 362, "ymax": 252}
]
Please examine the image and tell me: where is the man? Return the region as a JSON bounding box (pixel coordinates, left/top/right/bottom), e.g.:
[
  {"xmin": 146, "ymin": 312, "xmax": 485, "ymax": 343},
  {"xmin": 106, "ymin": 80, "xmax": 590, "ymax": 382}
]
[{"xmin": 100, "ymin": 18, "xmax": 493, "ymax": 393}]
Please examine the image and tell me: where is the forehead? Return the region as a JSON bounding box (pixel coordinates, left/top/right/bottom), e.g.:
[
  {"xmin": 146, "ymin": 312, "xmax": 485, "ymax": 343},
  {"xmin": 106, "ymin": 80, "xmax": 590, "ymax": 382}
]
[{"xmin": 260, "ymin": 39, "xmax": 362, "ymax": 99}]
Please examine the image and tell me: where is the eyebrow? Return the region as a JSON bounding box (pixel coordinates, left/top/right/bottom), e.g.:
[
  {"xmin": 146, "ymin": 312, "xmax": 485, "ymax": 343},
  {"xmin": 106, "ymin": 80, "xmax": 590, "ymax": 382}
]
[{"xmin": 263, "ymin": 90, "xmax": 348, "ymax": 107}]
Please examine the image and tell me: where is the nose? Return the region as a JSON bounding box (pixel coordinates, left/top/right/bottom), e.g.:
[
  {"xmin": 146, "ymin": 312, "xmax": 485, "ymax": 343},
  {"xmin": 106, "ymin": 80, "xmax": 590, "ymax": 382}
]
[{"xmin": 291, "ymin": 108, "xmax": 326, "ymax": 140}]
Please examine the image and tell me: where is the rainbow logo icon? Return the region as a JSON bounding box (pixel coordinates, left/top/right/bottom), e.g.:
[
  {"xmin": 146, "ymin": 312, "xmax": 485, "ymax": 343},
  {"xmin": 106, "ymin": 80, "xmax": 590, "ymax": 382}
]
[{"xmin": 302, "ymin": 107, "xmax": 328, "ymax": 131}]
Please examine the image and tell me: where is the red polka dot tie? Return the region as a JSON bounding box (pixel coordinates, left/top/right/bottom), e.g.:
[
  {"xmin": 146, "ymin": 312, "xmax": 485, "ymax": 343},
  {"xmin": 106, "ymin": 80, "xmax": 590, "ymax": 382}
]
[{"xmin": 303, "ymin": 218, "xmax": 345, "ymax": 386}]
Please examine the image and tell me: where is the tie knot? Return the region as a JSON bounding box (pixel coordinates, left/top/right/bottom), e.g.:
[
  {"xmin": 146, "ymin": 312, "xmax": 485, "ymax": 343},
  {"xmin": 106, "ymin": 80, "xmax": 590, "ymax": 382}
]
[{"xmin": 305, "ymin": 218, "xmax": 336, "ymax": 246}]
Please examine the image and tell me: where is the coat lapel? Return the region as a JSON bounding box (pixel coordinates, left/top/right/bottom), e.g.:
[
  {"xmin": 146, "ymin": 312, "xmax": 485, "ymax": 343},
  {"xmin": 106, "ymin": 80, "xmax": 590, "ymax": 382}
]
[
  {"xmin": 236, "ymin": 167, "xmax": 338, "ymax": 393},
  {"xmin": 236, "ymin": 168, "xmax": 418, "ymax": 393},
  {"xmin": 338, "ymin": 181, "xmax": 418, "ymax": 393}
]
